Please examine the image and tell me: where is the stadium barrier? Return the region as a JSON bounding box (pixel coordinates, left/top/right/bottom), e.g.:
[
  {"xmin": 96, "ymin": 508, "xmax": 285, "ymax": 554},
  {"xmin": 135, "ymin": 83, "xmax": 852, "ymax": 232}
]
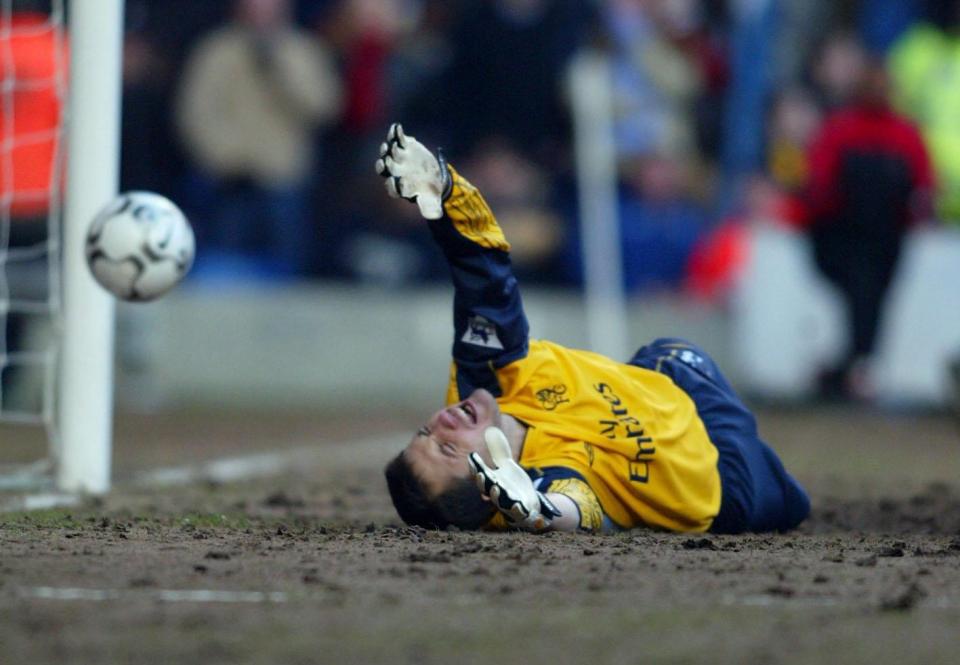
[{"xmin": 114, "ymin": 228, "xmax": 960, "ymax": 411}]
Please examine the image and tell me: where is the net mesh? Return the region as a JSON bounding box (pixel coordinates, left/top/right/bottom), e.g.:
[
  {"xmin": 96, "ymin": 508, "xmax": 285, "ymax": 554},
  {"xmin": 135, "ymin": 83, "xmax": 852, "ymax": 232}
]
[{"xmin": 0, "ymin": 0, "xmax": 65, "ymax": 488}]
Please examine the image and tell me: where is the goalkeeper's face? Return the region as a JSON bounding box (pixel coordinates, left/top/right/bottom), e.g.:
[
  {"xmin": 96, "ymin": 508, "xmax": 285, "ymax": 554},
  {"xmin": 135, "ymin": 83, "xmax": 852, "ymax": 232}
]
[{"xmin": 405, "ymin": 388, "xmax": 501, "ymax": 497}]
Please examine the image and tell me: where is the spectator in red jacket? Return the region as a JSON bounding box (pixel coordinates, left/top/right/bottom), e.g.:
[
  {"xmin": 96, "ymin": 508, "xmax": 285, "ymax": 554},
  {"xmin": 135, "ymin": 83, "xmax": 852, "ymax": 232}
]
[{"xmin": 805, "ymin": 59, "xmax": 934, "ymax": 400}]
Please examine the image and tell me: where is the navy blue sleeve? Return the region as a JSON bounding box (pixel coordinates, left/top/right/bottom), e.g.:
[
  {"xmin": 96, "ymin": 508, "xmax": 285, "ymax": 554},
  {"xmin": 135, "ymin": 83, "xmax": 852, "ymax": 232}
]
[
  {"xmin": 525, "ymin": 465, "xmax": 587, "ymax": 489},
  {"xmin": 526, "ymin": 466, "xmax": 607, "ymax": 532},
  {"xmin": 428, "ymin": 164, "xmax": 529, "ymax": 397}
]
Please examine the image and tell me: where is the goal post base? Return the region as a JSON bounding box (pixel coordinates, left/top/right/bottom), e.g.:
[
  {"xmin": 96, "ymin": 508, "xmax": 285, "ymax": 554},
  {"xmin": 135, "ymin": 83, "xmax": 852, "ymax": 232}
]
[{"xmin": 56, "ymin": 0, "xmax": 124, "ymax": 495}]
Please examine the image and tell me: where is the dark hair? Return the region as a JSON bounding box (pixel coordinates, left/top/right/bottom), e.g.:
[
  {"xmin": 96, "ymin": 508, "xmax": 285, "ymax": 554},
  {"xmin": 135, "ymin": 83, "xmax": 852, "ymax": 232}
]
[{"xmin": 384, "ymin": 452, "xmax": 494, "ymax": 530}]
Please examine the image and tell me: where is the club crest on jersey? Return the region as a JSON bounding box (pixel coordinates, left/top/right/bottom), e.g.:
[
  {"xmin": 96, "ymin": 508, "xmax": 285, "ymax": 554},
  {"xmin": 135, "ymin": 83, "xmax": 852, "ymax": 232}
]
[
  {"xmin": 462, "ymin": 315, "xmax": 503, "ymax": 349},
  {"xmin": 536, "ymin": 384, "xmax": 570, "ymax": 411}
]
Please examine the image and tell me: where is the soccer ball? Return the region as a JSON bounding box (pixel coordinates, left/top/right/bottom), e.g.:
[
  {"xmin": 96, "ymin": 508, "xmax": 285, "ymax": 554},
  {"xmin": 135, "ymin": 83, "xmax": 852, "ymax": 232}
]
[{"xmin": 85, "ymin": 191, "xmax": 195, "ymax": 302}]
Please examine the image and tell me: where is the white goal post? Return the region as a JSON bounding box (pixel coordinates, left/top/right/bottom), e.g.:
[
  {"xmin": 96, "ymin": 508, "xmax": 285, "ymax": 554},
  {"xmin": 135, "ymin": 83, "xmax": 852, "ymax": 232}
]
[
  {"xmin": 58, "ymin": 0, "xmax": 123, "ymax": 493},
  {"xmin": 568, "ymin": 50, "xmax": 629, "ymax": 363},
  {"xmin": 0, "ymin": 0, "xmax": 122, "ymax": 496}
]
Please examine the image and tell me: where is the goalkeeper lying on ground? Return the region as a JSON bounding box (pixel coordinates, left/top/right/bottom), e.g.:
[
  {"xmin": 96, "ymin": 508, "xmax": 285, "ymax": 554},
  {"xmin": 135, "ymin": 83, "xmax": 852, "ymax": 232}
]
[{"xmin": 380, "ymin": 124, "xmax": 810, "ymax": 534}]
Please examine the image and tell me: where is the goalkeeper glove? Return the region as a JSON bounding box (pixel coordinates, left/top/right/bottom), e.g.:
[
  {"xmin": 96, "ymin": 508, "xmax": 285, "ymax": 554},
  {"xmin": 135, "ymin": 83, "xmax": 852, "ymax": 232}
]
[
  {"xmin": 468, "ymin": 427, "xmax": 561, "ymax": 531},
  {"xmin": 375, "ymin": 123, "xmax": 451, "ymax": 220}
]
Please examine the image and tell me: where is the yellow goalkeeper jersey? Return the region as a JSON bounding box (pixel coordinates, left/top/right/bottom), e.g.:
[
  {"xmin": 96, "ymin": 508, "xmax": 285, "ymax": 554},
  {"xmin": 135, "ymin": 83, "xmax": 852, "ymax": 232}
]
[{"xmin": 446, "ymin": 340, "xmax": 722, "ymax": 532}]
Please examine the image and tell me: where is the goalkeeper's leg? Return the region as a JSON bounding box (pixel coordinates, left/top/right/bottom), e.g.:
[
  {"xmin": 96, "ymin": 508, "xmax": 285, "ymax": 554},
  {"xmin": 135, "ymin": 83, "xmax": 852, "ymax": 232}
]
[{"xmin": 630, "ymin": 338, "xmax": 811, "ymax": 533}]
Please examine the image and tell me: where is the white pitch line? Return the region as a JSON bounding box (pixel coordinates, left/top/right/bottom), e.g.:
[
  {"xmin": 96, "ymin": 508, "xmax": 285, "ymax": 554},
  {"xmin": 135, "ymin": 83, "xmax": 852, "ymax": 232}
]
[
  {"xmin": 19, "ymin": 586, "xmax": 291, "ymax": 604},
  {"xmin": 0, "ymin": 492, "xmax": 81, "ymax": 512},
  {"xmin": 19, "ymin": 586, "xmax": 960, "ymax": 610},
  {"xmin": 1, "ymin": 431, "xmax": 408, "ymax": 513},
  {"xmin": 722, "ymin": 593, "xmax": 960, "ymax": 610},
  {"xmin": 131, "ymin": 449, "xmax": 320, "ymax": 487},
  {"xmin": 127, "ymin": 431, "xmax": 407, "ymax": 488}
]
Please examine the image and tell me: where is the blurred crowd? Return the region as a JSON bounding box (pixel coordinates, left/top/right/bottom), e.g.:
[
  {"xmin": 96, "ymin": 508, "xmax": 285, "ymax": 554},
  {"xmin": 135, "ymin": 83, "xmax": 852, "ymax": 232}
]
[
  {"xmin": 5, "ymin": 0, "xmax": 959, "ymax": 294},
  {"xmin": 106, "ymin": 0, "xmax": 959, "ymax": 296},
  {"xmin": 2, "ymin": 0, "xmax": 960, "ymax": 406}
]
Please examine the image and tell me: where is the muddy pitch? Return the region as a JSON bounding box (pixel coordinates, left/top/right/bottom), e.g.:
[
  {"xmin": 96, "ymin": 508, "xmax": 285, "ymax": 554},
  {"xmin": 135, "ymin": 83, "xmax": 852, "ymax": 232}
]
[{"xmin": 1, "ymin": 407, "xmax": 959, "ymax": 664}]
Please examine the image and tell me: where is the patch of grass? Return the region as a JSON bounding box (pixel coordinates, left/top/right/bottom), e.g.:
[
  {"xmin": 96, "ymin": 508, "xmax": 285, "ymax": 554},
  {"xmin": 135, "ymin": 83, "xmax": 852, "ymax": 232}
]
[{"xmin": 0, "ymin": 508, "xmax": 88, "ymax": 529}]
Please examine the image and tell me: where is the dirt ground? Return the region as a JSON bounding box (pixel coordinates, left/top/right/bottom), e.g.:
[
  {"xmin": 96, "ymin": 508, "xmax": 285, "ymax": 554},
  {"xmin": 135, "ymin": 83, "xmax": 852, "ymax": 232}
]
[{"xmin": 1, "ymin": 405, "xmax": 959, "ymax": 664}]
